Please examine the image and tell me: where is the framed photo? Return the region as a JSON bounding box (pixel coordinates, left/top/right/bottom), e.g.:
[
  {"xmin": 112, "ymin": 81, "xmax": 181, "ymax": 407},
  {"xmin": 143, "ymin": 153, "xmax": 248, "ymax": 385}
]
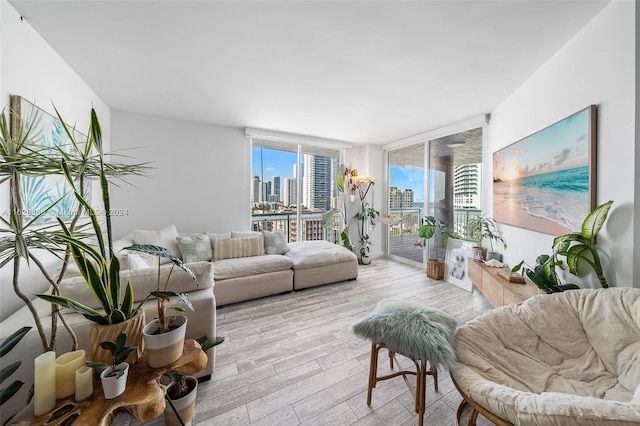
[
  {"xmin": 492, "ymin": 105, "xmax": 597, "ymax": 235},
  {"xmin": 445, "ymin": 238, "xmax": 474, "ymax": 292},
  {"xmin": 10, "ymin": 95, "xmax": 89, "ymax": 224}
]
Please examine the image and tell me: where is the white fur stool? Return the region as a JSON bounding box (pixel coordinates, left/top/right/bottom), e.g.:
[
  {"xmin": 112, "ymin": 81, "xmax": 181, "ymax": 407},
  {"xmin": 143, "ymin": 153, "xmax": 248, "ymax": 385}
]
[{"xmin": 352, "ymin": 299, "xmax": 457, "ymax": 426}]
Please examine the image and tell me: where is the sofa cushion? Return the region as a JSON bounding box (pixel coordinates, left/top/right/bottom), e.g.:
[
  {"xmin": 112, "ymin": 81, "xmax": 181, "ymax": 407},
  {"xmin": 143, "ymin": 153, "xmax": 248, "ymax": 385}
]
[
  {"xmin": 214, "ymin": 255, "xmax": 294, "ymax": 281},
  {"xmin": 176, "ymin": 233, "xmax": 213, "ymax": 263},
  {"xmin": 231, "ymin": 231, "xmax": 262, "ymax": 238},
  {"xmin": 133, "ymin": 225, "xmax": 181, "ymax": 262},
  {"xmin": 286, "ymin": 240, "xmax": 357, "ymax": 269},
  {"xmin": 213, "ymin": 236, "xmax": 264, "ymax": 261},
  {"xmin": 263, "ymin": 230, "xmax": 289, "ymax": 254}
]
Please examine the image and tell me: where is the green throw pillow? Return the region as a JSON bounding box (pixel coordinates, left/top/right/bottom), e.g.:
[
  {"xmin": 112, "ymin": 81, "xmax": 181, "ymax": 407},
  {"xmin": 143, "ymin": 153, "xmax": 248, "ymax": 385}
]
[
  {"xmin": 176, "ymin": 234, "xmax": 212, "ymax": 263},
  {"xmin": 263, "ymin": 230, "xmax": 289, "ymax": 255}
]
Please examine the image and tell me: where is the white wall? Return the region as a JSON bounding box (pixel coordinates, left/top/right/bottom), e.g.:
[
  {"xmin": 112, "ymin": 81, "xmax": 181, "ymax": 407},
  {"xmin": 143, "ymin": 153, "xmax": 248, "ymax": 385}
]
[
  {"xmin": 109, "ymin": 111, "xmax": 250, "ymax": 237},
  {"xmin": 346, "ymin": 144, "xmax": 385, "ymax": 258},
  {"xmin": 0, "ymin": 0, "xmax": 111, "ymax": 321},
  {"xmin": 487, "ymin": 0, "xmax": 636, "ymax": 288}
]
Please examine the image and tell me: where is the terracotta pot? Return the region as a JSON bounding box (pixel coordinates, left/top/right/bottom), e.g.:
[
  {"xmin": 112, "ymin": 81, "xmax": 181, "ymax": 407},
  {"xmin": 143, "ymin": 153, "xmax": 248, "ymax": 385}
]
[
  {"xmin": 100, "ymin": 362, "xmax": 129, "ymax": 399},
  {"xmin": 165, "ymin": 376, "xmax": 198, "ymax": 426},
  {"xmin": 89, "ymin": 310, "xmax": 145, "ymax": 366},
  {"xmin": 143, "ymin": 315, "xmax": 187, "ymax": 368},
  {"xmin": 426, "ymin": 259, "xmax": 445, "ymax": 280}
]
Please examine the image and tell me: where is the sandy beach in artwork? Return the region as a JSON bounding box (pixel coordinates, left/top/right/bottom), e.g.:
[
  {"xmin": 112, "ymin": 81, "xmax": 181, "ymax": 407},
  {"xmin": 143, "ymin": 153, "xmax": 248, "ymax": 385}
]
[{"xmin": 493, "ymin": 191, "xmax": 573, "ymax": 236}]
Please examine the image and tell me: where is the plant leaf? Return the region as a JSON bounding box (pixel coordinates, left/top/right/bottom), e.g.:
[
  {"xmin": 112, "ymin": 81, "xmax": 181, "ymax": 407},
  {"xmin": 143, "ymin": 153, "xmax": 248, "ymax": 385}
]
[
  {"xmin": 582, "ymin": 200, "xmax": 613, "ymax": 240},
  {"xmin": 0, "ymin": 380, "xmax": 24, "ymax": 405},
  {"xmin": 0, "ymin": 362, "xmax": 22, "ymax": 385},
  {"xmin": 0, "ymin": 327, "xmax": 31, "ymax": 357}
]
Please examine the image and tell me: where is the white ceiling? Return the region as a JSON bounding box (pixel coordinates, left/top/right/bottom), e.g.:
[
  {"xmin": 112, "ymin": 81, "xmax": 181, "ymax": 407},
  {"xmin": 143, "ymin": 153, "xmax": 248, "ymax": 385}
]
[{"xmin": 9, "ymin": 0, "xmax": 609, "ymax": 145}]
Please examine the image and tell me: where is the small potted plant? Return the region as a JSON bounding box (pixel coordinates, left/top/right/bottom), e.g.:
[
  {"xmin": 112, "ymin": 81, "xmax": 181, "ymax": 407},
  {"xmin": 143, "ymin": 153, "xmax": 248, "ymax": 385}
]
[
  {"xmin": 418, "ymin": 216, "xmax": 458, "ymax": 279},
  {"xmin": 87, "ymin": 332, "xmax": 136, "ymax": 399},
  {"xmin": 124, "ymin": 244, "xmax": 198, "ymax": 368},
  {"xmin": 164, "ymin": 335, "xmax": 224, "ymax": 426},
  {"xmin": 466, "ymin": 215, "xmax": 507, "ymax": 261}
]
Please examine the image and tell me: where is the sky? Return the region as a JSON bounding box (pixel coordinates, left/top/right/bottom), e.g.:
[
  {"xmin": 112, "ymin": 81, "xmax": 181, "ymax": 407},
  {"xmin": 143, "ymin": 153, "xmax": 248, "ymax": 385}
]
[{"xmin": 252, "ymin": 147, "xmax": 425, "ymax": 202}]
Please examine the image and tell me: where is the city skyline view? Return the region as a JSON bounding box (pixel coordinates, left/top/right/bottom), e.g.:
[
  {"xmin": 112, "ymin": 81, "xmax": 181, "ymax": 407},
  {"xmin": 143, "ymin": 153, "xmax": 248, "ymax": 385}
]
[{"xmin": 252, "ymin": 147, "xmax": 425, "ymax": 202}]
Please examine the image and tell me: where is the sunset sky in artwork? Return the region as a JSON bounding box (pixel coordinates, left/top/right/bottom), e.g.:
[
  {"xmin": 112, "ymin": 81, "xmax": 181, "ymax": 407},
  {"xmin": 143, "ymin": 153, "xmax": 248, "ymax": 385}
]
[{"xmin": 493, "ymin": 107, "xmax": 591, "ymax": 182}]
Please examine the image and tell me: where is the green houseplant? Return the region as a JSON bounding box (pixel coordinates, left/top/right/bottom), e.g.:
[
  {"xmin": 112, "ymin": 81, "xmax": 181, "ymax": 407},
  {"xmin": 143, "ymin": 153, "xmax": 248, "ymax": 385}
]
[
  {"xmin": 87, "ymin": 332, "xmax": 136, "ymax": 399},
  {"xmin": 466, "ymin": 214, "xmax": 507, "ymax": 261},
  {"xmin": 124, "ymin": 244, "xmax": 198, "ymax": 368},
  {"xmin": 512, "ymin": 200, "xmax": 613, "ymax": 293},
  {"xmin": 322, "ymin": 165, "xmax": 357, "ymax": 251},
  {"xmin": 418, "ymin": 216, "xmax": 458, "ymax": 279},
  {"xmin": 0, "ymin": 326, "xmax": 31, "ymax": 424},
  {"xmin": 163, "ymin": 335, "xmax": 224, "ymax": 426}
]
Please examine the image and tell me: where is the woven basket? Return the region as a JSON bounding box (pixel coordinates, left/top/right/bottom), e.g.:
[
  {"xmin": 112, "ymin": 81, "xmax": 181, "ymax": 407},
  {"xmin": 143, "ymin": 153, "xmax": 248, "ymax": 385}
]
[{"xmin": 426, "ymin": 259, "xmax": 445, "ymax": 280}]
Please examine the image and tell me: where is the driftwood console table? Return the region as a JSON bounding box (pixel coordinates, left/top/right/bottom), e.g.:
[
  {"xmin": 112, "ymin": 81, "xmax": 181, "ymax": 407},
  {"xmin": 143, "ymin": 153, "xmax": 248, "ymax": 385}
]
[
  {"xmin": 468, "ymin": 260, "xmax": 542, "ymax": 307},
  {"xmin": 10, "ymin": 339, "xmax": 207, "ymax": 426}
]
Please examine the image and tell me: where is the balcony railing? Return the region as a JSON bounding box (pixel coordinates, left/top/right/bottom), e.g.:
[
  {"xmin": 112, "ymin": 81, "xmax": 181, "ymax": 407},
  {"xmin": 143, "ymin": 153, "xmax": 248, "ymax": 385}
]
[{"xmin": 251, "ymin": 211, "xmax": 338, "ymax": 243}]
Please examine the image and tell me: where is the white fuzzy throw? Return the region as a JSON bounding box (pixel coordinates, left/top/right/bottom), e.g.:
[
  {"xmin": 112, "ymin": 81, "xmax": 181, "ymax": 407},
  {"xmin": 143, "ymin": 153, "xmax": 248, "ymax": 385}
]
[{"xmin": 351, "ymin": 299, "xmax": 458, "ymax": 370}]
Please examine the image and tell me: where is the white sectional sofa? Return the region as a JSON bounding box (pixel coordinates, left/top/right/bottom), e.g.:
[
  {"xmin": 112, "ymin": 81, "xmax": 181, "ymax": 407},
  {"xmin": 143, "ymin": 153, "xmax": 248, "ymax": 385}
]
[
  {"xmin": 114, "ymin": 226, "xmax": 358, "ymax": 306},
  {"xmin": 0, "ymin": 224, "xmax": 358, "ymax": 422}
]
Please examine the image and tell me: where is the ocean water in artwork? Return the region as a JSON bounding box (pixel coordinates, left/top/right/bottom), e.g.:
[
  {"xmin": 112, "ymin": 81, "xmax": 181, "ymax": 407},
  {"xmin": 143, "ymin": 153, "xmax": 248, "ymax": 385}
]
[{"xmin": 494, "ymin": 165, "xmax": 589, "ymax": 232}]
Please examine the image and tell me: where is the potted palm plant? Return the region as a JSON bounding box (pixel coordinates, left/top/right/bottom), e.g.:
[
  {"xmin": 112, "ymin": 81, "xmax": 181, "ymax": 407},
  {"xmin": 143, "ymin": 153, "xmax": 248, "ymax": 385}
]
[
  {"xmin": 87, "ymin": 332, "xmax": 136, "ymax": 399},
  {"xmin": 418, "ymin": 216, "xmax": 458, "ymax": 279},
  {"xmin": 163, "ymin": 335, "xmax": 224, "ymax": 426},
  {"xmin": 124, "ymin": 244, "xmax": 198, "ymax": 368}
]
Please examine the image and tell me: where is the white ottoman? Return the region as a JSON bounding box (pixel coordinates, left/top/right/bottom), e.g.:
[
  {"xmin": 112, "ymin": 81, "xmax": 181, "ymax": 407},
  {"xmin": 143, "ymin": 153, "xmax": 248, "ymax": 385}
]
[{"xmin": 285, "ymin": 240, "xmax": 358, "ymax": 290}]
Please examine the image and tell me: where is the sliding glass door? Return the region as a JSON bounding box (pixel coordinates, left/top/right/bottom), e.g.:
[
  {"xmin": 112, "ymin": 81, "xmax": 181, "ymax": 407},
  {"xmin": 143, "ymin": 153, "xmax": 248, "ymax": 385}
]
[
  {"xmin": 388, "ymin": 143, "xmax": 425, "ymax": 262},
  {"xmin": 387, "ymin": 127, "xmax": 483, "ymax": 265}
]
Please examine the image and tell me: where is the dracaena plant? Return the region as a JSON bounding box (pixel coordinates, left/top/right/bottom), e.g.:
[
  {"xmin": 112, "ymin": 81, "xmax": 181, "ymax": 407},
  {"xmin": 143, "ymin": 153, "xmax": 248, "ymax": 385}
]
[
  {"xmin": 322, "ymin": 165, "xmax": 356, "ymax": 251},
  {"xmin": 512, "ymin": 200, "xmax": 613, "ymax": 292},
  {"xmin": 37, "ymin": 109, "xmax": 145, "ymax": 325},
  {"xmin": 123, "ymin": 244, "xmax": 197, "ymax": 333}
]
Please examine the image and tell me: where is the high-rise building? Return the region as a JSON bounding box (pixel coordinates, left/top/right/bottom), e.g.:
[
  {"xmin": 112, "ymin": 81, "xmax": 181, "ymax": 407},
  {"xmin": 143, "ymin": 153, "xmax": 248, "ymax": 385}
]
[
  {"xmin": 283, "ymin": 178, "xmax": 297, "ymax": 207},
  {"xmin": 389, "ymin": 187, "xmax": 414, "ymax": 209},
  {"xmin": 252, "ymin": 175, "xmax": 260, "ymax": 204},
  {"xmin": 303, "ymin": 154, "xmax": 334, "ymax": 211},
  {"xmin": 272, "ymin": 176, "xmax": 281, "ymax": 202},
  {"xmin": 453, "ymin": 163, "xmax": 481, "ymax": 209}
]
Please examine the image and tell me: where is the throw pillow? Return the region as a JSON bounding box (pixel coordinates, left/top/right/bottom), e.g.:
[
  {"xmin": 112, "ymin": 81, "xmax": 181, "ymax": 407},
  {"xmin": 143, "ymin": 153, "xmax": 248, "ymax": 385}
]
[
  {"xmin": 176, "ymin": 234, "xmax": 213, "ymax": 263},
  {"xmin": 213, "ymin": 236, "xmax": 264, "ymax": 260},
  {"xmin": 231, "ymin": 231, "xmax": 262, "ymax": 238},
  {"xmin": 128, "ymin": 253, "xmax": 154, "ymax": 270},
  {"xmin": 263, "ymin": 230, "xmax": 289, "ymax": 255},
  {"xmin": 133, "ymin": 225, "xmax": 181, "ymax": 263}
]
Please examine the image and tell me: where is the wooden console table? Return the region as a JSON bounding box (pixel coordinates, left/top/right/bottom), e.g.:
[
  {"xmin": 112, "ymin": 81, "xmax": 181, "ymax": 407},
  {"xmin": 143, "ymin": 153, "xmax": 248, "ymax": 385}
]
[
  {"xmin": 10, "ymin": 339, "xmax": 207, "ymax": 426},
  {"xmin": 468, "ymin": 260, "xmax": 542, "ymax": 307}
]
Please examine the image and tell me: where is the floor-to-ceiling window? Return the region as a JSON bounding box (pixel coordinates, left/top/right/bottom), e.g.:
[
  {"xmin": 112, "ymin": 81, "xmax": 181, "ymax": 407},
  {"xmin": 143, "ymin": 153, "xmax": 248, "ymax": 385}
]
[{"xmin": 251, "ymin": 138, "xmax": 341, "ymax": 242}]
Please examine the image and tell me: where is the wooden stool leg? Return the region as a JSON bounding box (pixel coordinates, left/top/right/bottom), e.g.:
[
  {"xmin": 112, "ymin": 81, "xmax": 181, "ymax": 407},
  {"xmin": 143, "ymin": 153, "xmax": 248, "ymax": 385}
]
[
  {"xmin": 389, "ymin": 350, "xmax": 394, "ymax": 369},
  {"xmin": 431, "ymin": 362, "xmax": 438, "ymax": 392},
  {"xmin": 416, "ymin": 360, "xmax": 426, "ymax": 426},
  {"xmin": 367, "ymin": 342, "xmax": 379, "ymax": 406}
]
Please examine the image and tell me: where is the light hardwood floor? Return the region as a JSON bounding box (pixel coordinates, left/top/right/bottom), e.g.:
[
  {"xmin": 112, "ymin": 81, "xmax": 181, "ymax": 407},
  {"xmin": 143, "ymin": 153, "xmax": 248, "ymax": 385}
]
[{"xmin": 121, "ymin": 258, "xmax": 495, "ymax": 426}]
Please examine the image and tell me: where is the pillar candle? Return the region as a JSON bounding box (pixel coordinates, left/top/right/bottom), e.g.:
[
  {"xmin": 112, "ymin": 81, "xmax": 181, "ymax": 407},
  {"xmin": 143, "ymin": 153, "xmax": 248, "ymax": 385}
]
[
  {"xmin": 55, "ymin": 350, "xmax": 86, "ymax": 399},
  {"xmin": 74, "ymin": 366, "xmax": 93, "ymax": 401},
  {"xmin": 34, "ymin": 351, "xmax": 56, "ymax": 416}
]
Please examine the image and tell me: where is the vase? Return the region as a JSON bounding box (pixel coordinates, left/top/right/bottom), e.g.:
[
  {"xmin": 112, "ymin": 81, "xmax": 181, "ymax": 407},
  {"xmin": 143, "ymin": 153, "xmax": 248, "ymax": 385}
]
[
  {"xmin": 143, "ymin": 315, "xmax": 187, "ymax": 368},
  {"xmin": 472, "ymin": 246, "xmax": 487, "ymax": 261},
  {"xmin": 100, "ymin": 362, "xmax": 129, "ymax": 399},
  {"xmin": 165, "ymin": 376, "xmax": 198, "ymax": 426},
  {"xmin": 426, "ymin": 259, "xmax": 445, "ymax": 280},
  {"xmin": 89, "ymin": 310, "xmax": 145, "ymax": 367}
]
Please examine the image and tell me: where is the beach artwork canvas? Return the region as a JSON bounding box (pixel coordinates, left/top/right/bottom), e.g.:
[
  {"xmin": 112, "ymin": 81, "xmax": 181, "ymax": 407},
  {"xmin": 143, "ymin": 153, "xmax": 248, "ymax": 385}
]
[{"xmin": 493, "ymin": 105, "xmax": 596, "ymax": 235}]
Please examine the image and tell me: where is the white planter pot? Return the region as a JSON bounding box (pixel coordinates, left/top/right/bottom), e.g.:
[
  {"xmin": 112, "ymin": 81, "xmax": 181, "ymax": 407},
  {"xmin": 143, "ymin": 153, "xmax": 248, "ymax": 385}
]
[
  {"xmin": 100, "ymin": 362, "xmax": 129, "ymax": 399},
  {"xmin": 143, "ymin": 315, "xmax": 188, "ymax": 368},
  {"xmin": 165, "ymin": 376, "xmax": 198, "ymax": 426}
]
